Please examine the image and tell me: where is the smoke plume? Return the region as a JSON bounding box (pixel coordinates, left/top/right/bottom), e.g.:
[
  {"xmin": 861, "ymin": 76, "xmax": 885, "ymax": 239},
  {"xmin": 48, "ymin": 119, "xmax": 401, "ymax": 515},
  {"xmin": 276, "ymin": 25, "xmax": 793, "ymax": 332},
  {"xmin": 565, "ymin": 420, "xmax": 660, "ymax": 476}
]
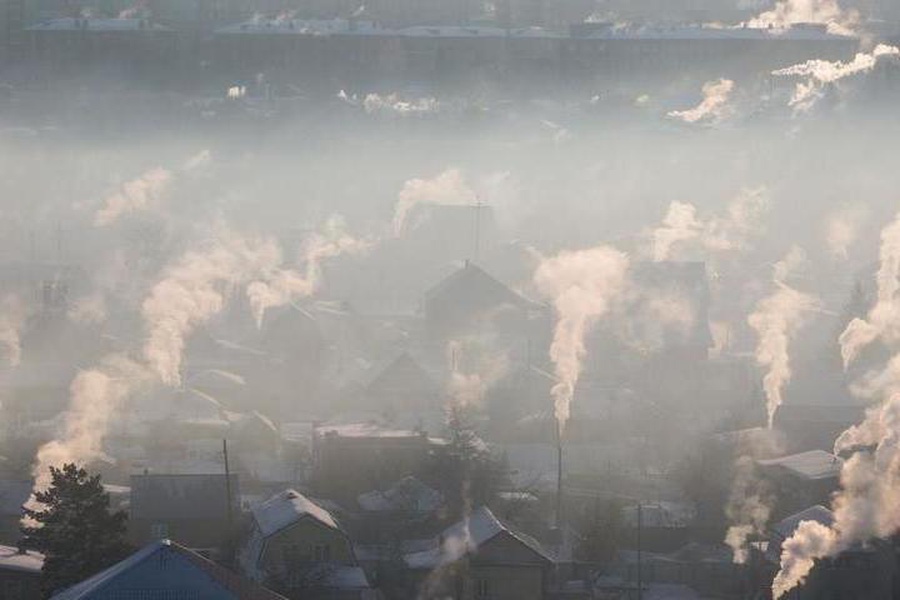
[
  {"xmin": 650, "ymin": 188, "xmax": 769, "ymax": 261},
  {"xmin": 393, "ymin": 169, "xmax": 478, "ymax": 236},
  {"xmin": 94, "ymin": 167, "xmax": 173, "ymax": 227},
  {"xmin": 0, "ymin": 294, "xmax": 26, "ymax": 367},
  {"xmin": 839, "ymin": 212, "xmax": 900, "ymax": 368},
  {"xmin": 534, "ymin": 246, "xmax": 629, "ymax": 435},
  {"xmin": 668, "ymin": 79, "xmax": 735, "ymax": 124},
  {"xmin": 773, "ymin": 45, "xmax": 900, "ymax": 112},
  {"xmin": 747, "ymin": 0, "xmax": 859, "ymax": 36},
  {"xmin": 748, "ymin": 247, "xmax": 820, "ymax": 428}
]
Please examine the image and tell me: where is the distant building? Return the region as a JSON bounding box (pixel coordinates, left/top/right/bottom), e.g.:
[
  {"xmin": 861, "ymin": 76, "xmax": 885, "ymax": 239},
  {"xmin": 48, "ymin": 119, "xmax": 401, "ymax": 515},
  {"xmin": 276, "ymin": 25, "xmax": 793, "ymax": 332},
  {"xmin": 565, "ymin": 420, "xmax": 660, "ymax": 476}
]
[
  {"xmin": 50, "ymin": 539, "xmax": 287, "ymax": 600},
  {"xmin": 313, "ymin": 422, "xmax": 446, "ymax": 501},
  {"xmin": 0, "ymin": 480, "xmax": 31, "ymax": 542},
  {"xmin": 357, "ymin": 475, "xmax": 443, "ymax": 515},
  {"xmin": 128, "ymin": 473, "xmax": 240, "ymax": 551},
  {"xmin": 0, "ymin": 544, "xmax": 42, "ymax": 600},
  {"xmin": 238, "ymin": 489, "xmax": 376, "ymax": 599},
  {"xmin": 334, "ymin": 352, "xmax": 443, "ymax": 416},
  {"xmin": 403, "ymin": 506, "xmax": 554, "ymax": 600}
]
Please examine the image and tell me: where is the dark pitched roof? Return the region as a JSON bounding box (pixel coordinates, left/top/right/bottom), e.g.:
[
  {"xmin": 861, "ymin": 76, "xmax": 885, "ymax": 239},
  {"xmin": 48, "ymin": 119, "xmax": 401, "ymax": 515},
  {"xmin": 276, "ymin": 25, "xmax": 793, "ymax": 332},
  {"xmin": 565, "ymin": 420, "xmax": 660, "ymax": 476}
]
[
  {"xmin": 51, "ymin": 540, "xmax": 286, "ymax": 600},
  {"xmin": 425, "ymin": 262, "xmax": 534, "ymax": 310},
  {"xmin": 129, "ymin": 473, "xmax": 239, "ymax": 521}
]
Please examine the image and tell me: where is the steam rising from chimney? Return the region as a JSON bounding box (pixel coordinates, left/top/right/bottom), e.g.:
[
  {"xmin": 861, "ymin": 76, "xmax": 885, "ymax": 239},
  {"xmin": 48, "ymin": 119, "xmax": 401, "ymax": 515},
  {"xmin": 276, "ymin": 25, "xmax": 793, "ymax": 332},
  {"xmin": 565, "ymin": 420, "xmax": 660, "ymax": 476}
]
[
  {"xmin": 94, "ymin": 167, "xmax": 172, "ymax": 227},
  {"xmin": 247, "ymin": 216, "xmax": 370, "ymax": 327},
  {"xmin": 393, "ymin": 169, "xmax": 478, "ymax": 236},
  {"xmin": 839, "ymin": 212, "xmax": 900, "ymax": 368},
  {"xmin": 773, "ymin": 46, "xmax": 900, "ymax": 112},
  {"xmin": 650, "ymin": 188, "xmax": 769, "ymax": 261},
  {"xmin": 748, "ymin": 247, "xmax": 820, "ymax": 428},
  {"xmin": 668, "ymin": 79, "xmax": 735, "ymax": 124},
  {"xmin": 747, "ymin": 0, "xmax": 859, "ymax": 36},
  {"xmin": 534, "ymin": 246, "xmax": 629, "ymax": 435}
]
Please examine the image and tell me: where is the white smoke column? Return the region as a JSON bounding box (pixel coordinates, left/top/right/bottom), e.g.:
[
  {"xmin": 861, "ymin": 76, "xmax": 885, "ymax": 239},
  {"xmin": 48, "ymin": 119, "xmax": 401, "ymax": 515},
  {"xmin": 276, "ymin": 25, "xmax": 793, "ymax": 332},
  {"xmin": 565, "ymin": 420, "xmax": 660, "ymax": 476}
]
[
  {"xmin": 668, "ymin": 79, "xmax": 735, "ymax": 124},
  {"xmin": 94, "ymin": 151, "xmax": 211, "ymax": 227},
  {"xmin": 26, "ymin": 354, "xmax": 149, "ymax": 515},
  {"xmin": 651, "ymin": 201, "xmax": 703, "ymax": 262},
  {"xmin": 393, "ymin": 169, "xmax": 478, "ymax": 236},
  {"xmin": 725, "ymin": 456, "xmax": 774, "ymax": 564},
  {"xmin": 246, "ymin": 216, "xmax": 370, "ymax": 327},
  {"xmin": 142, "ymin": 226, "xmax": 285, "ymax": 385},
  {"xmin": 839, "ymin": 212, "xmax": 900, "ymax": 368},
  {"xmin": 748, "ymin": 247, "xmax": 820, "ymax": 429},
  {"xmin": 94, "ymin": 167, "xmax": 172, "ymax": 227},
  {"xmin": 773, "ymin": 45, "xmax": 900, "ymax": 112},
  {"xmin": 746, "ymin": 0, "xmax": 858, "ymax": 36},
  {"xmin": 0, "ymin": 294, "xmax": 26, "ymax": 367},
  {"xmin": 445, "ymin": 335, "xmax": 510, "ymax": 408},
  {"xmin": 534, "ymin": 246, "xmax": 629, "ymax": 435}
]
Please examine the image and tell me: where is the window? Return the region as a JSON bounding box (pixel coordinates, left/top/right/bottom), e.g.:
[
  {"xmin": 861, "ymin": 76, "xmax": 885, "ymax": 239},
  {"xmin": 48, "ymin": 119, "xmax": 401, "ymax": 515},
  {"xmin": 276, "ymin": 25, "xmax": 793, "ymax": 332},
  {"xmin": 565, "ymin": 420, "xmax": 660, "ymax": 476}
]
[
  {"xmin": 150, "ymin": 522, "xmax": 169, "ymax": 539},
  {"xmin": 476, "ymin": 578, "xmax": 489, "ymax": 599},
  {"xmin": 314, "ymin": 544, "xmax": 331, "ymax": 562}
]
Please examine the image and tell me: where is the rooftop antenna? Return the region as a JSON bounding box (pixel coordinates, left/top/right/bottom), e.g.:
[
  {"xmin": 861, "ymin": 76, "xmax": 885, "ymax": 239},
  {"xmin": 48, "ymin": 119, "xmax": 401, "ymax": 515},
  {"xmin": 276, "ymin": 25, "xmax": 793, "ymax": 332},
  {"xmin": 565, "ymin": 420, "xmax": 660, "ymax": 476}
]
[{"xmin": 472, "ymin": 195, "xmax": 483, "ymax": 262}]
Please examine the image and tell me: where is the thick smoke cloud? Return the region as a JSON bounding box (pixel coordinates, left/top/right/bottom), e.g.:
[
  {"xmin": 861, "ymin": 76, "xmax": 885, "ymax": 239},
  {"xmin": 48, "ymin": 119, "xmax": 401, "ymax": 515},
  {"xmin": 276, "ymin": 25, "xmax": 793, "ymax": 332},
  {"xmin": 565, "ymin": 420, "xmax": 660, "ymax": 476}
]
[
  {"xmin": 392, "ymin": 168, "xmax": 479, "ymax": 236},
  {"xmin": 534, "ymin": 246, "xmax": 629, "ymax": 435},
  {"xmin": 747, "ymin": 0, "xmax": 859, "ymax": 36},
  {"xmin": 668, "ymin": 79, "xmax": 735, "ymax": 124}
]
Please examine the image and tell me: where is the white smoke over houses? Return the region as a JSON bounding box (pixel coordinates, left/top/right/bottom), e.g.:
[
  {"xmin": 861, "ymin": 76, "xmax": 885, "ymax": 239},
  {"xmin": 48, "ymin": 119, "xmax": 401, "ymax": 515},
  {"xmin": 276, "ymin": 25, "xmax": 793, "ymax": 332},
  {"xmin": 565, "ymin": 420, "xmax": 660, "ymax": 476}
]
[
  {"xmin": 773, "ymin": 45, "xmax": 900, "ymax": 112},
  {"xmin": 772, "ymin": 215, "xmax": 900, "ymax": 597},
  {"xmin": 668, "ymin": 79, "xmax": 735, "ymax": 124},
  {"xmin": 93, "ymin": 150, "xmax": 212, "ymax": 227},
  {"xmin": 393, "ymin": 168, "xmax": 479, "ymax": 236},
  {"xmin": 839, "ymin": 212, "xmax": 900, "ymax": 368},
  {"xmin": 748, "ymin": 247, "xmax": 820, "ymax": 429},
  {"xmin": 650, "ymin": 188, "xmax": 769, "ymax": 261},
  {"xmin": 27, "ymin": 354, "xmax": 150, "ymax": 513},
  {"xmin": 533, "ymin": 246, "xmax": 629, "ymax": 435},
  {"xmin": 746, "ymin": 0, "xmax": 859, "ymax": 36}
]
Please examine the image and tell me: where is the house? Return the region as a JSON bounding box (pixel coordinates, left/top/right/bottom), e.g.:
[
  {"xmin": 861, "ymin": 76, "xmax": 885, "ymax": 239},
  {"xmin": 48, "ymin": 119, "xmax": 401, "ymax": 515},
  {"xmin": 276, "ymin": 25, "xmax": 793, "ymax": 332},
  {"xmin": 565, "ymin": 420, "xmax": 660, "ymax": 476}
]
[
  {"xmin": 403, "ymin": 506, "xmax": 554, "ymax": 600},
  {"xmin": 756, "ymin": 451, "xmax": 842, "ymax": 519},
  {"xmin": 0, "ymin": 544, "xmax": 43, "ymax": 599},
  {"xmin": 764, "ymin": 506, "xmax": 895, "ymax": 600},
  {"xmin": 238, "ymin": 489, "xmax": 376, "ymax": 599},
  {"xmin": 128, "ymin": 473, "xmax": 240, "ymax": 551},
  {"xmin": 50, "ymin": 539, "xmax": 287, "ymax": 600},
  {"xmin": 335, "ymin": 352, "xmax": 443, "ymax": 417},
  {"xmin": 313, "ymin": 422, "xmax": 446, "ymax": 502},
  {"xmin": 423, "ymin": 261, "xmax": 539, "ymax": 344}
]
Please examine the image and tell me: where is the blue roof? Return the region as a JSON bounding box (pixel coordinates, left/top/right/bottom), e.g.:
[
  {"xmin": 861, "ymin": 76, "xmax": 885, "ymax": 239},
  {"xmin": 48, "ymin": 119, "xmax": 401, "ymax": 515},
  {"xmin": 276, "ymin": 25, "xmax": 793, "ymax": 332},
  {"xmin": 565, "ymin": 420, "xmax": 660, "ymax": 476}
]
[{"xmin": 51, "ymin": 540, "xmax": 286, "ymax": 600}]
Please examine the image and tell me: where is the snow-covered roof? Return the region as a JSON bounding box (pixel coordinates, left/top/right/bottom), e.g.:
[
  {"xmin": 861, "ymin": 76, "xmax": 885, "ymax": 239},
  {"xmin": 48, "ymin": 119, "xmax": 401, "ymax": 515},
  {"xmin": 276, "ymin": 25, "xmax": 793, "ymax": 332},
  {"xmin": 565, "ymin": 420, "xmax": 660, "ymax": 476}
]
[
  {"xmin": 357, "ymin": 476, "xmax": 443, "ymax": 513},
  {"xmin": 27, "ymin": 17, "xmax": 173, "ymax": 33},
  {"xmin": 51, "ymin": 539, "xmax": 286, "ymax": 600},
  {"xmin": 758, "ymin": 450, "xmax": 842, "ymax": 481},
  {"xmin": 571, "ymin": 23, "xmax": 853, "ymax": 41},
  {"xmin": 316, "ymin": 421, "xmax": 426, "ymax": 439},
  {"xmin": 252, "ymin": 489, "xmax": 339, "ymax": 537},
  {"xmin": 0, "ymin": 545, "xmax": 43, "ymax": 573},
  {"xmin": 404, "ymin": 506, "xmax": 552, "ymax": 569},
  {"xmin": 216, "ymin": 18, "xmax": 382, "ymax": 36},
  {"xmin": 621, "ymin": 501, "xmax": 695, "ymax": 529},
  {"xmin": 399, "ymin": 25, "xmax": 559, "ymax": 39}
]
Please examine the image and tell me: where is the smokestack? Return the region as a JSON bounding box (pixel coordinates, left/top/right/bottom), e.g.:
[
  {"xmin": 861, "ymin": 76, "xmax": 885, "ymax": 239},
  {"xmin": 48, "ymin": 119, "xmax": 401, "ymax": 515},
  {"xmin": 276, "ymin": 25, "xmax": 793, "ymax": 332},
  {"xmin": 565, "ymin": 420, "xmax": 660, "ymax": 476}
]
[{"xmin": 555, "ymin": 427, "xmax": 563, "ymax": 528}]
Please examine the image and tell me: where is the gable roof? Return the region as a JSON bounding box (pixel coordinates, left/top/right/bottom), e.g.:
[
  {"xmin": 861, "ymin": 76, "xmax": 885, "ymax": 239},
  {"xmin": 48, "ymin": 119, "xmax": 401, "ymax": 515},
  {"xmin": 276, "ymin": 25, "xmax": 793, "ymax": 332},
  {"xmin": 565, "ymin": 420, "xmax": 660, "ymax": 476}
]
[
  {"xmin": 51, "ymin": 539, "xmax": 286, "ymax": 600},
  {"xmin": 757, "ymin": 450, "xmax": 843, "ymax": 481},
  {"xmin": 425, "ymin": 262, "xmax": 533, "ymax": 310},
  {"xmin": 130, "ymin": 473, "xmax": 240, "ymax": 521},
  {"xmin": 404, "ymin": 506, "xmax": 553, "ymax": 569},
  {"xmin": 252, "ymin": 489, "xmax": 339, "ymax": 537},
  {"xmin": 772, "ymin": 505, "xmax": 834, "ymax": 541},
  {"xmin": 0, "ymin": 545, "xmax": 43, "ymax": 574}
]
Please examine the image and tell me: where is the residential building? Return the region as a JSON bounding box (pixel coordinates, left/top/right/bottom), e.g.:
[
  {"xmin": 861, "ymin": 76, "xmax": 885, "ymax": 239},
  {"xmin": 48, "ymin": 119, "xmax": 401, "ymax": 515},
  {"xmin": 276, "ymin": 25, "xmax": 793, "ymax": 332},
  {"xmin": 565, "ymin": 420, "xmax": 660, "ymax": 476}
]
[
  {"xmin": 756, "ymin": 450, "xmax": 842, "ymax": 520},
  {"xmin": 238, "ymin": 489, "xmax": 376, "ymax": 599},
  {"xmin": 0, "ymin": 544, "xmax": 42, "ymax": 600},
  {"xmin": 403, "ymin": 506, "xmax": 554, "ymax": 600},
  {"xmin": 128, "ymin": 472, "xmax": 240, "ymax": 551},
  {"xmin": 50, "ymin": 539, "xmax": 287, "ymax": 600}
]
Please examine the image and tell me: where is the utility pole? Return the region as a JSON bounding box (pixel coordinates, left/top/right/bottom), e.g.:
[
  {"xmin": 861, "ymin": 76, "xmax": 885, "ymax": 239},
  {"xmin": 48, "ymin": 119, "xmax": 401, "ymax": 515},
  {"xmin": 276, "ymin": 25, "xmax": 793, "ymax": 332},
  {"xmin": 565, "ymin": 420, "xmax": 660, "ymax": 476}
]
[
  {"xmin": 223, "ymin": 439, "xmax": 234, "ymax": 531},
  {"xmin": 637, "ymin": 502, "xmax": 643, "ymax": 600}
]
